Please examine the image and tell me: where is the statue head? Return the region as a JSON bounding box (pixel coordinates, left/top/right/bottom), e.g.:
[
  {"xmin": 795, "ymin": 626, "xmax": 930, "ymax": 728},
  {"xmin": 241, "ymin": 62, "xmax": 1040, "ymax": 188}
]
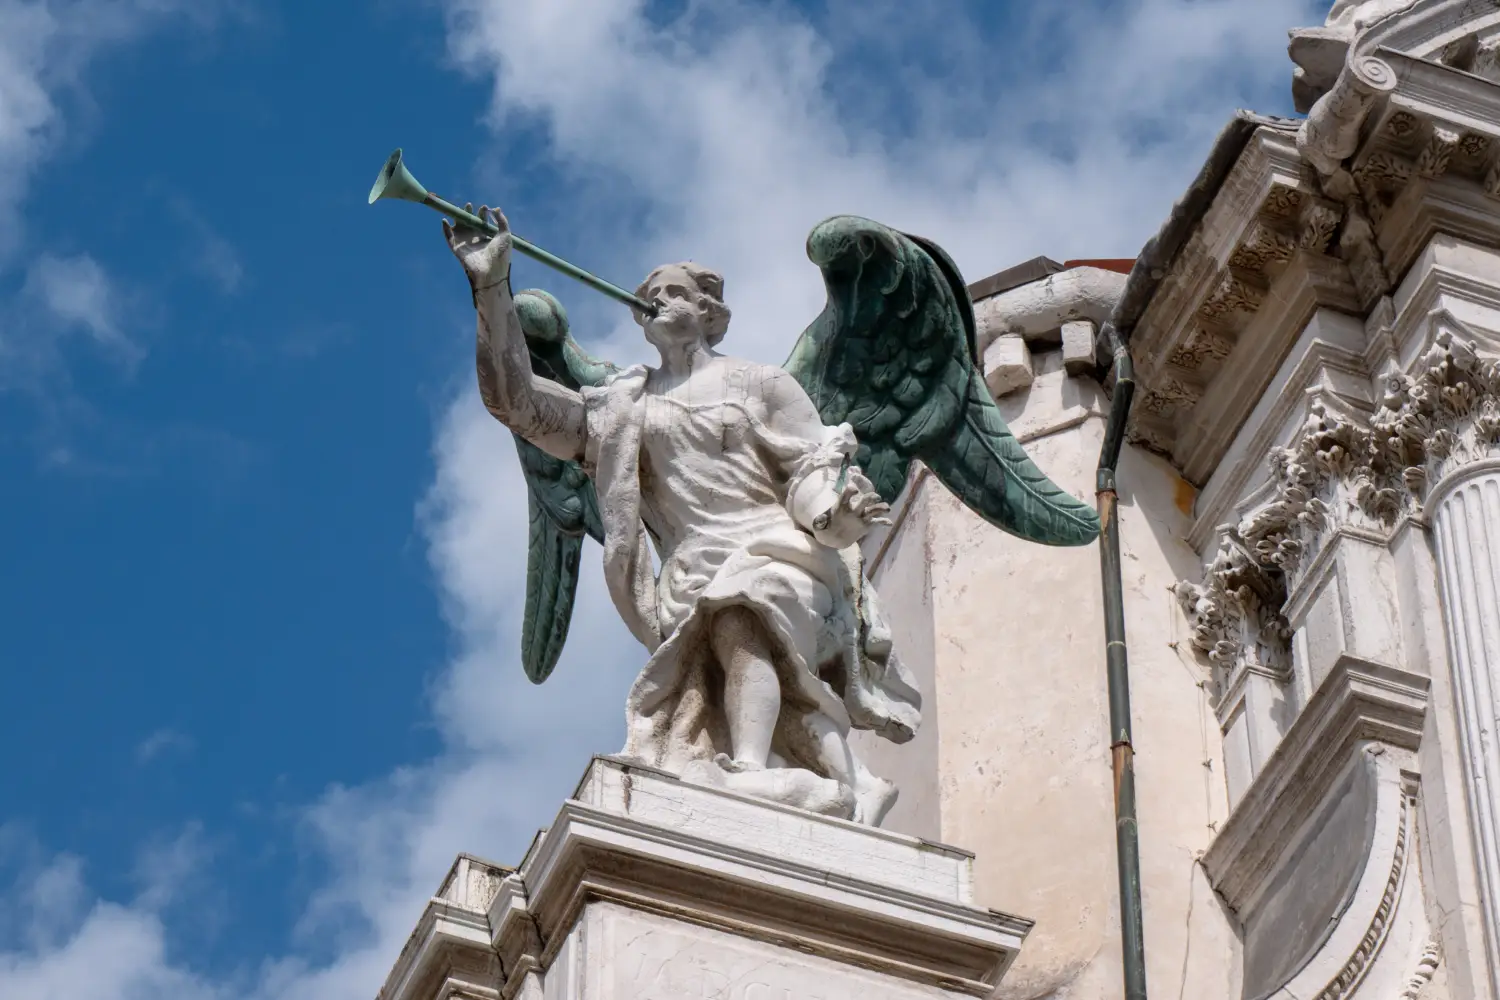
[{"xmin": 634, "ymin": 262, "xmax": 731, "ymax": 350}]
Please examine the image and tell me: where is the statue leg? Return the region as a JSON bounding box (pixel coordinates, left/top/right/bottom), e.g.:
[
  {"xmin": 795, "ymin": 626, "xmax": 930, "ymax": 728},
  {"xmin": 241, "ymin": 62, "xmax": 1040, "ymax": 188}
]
[
  {"xmin": 798, "ymin": 712, "xmax": 895, "ymax": 825},
  {"xmin": 797, "ymin": 710, "xmax": 855, "ymax": 788},
  {"xmin": 710, "ymin": 604, "xmax": 780, "ymax": 770}
]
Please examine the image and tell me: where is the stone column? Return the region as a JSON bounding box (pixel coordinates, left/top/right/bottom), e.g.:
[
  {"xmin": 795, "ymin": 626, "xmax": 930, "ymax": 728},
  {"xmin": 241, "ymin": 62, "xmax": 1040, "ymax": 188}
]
[{"xmin": 1430, "ymin": 459, "xmax": 1500, "ymax": 988}]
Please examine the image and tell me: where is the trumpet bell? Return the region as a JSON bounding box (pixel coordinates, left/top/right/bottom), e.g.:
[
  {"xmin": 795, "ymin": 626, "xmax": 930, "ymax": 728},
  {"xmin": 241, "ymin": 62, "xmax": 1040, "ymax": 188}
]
[{"xmin": 367, "ymin": 148, "xmax": 429, "ymax": 206}]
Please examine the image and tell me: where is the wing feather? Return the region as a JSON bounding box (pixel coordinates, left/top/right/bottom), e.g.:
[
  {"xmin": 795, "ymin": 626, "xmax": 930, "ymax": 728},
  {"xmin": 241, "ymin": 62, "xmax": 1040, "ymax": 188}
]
[
  {"xmin": 787, "ymin": 215, "xmax": 1100, "ymax": 547},
  {"xmin": 521, "ymin": 488, "xmax": 585, "ymax": 684},
  {"xmin": 931, "ymin": 371, "xmax": 1099, "ymax": 545},
  {"xmin": 508, "ymin": 289, "xmax": 618, "ymax": 682}
]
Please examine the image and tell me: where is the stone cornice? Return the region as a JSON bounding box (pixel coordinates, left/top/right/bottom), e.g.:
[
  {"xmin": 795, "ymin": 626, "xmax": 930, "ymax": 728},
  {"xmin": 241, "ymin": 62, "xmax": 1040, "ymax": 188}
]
[
  {"xmin": 1131, "ymin": 129, "xmax": 1310, "ymax": 417},
  {"xmin": 1129, "ymin": 5, "xmax": 1500, "ymax": 492},
  {"xmin": 376, "ymin": 896, "xmax": 499, "ymax": 1000},
  {"xmin": 1172, "ymin": 253, "xmax": 1364, "ymax": 487}
]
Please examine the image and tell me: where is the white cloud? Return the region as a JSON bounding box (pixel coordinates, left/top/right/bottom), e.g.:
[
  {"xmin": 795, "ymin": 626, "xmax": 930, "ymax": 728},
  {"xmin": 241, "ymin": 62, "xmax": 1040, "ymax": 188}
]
[
  {"xmin": 0, "ymin": 1, "xmax": 228, "ymax": 422},
  {"xmin": 172, "ymin": 200, "xmax": 245, "ymax": 294},
  {"xmin": 0, "ymin": 0, "xmax": 212, "ymax": 262},
  {"xmin": 0, "ymin": 1, "xmax": 1327, "ymax": 997},
  {"xmin": 0, "ymin": 830, "xmax": 224, "ymax": 1000},
  {"xmin": 134, "ymin": 728, "xmax": 195, "ymax": 765},
  {"xmin": 22, "ymin": 252, "xmax": 141, "ymax": 362}
]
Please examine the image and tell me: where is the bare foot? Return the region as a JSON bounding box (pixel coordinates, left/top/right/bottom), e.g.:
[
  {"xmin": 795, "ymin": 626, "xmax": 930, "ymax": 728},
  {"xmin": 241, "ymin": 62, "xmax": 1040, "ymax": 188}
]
[
  {"xmin": 853, "ymin": 775, "xmax": 899, "ymax": 826},
  {"xmin": 713, "ymin": 753, "xmax": 765, "ymax": 774}
]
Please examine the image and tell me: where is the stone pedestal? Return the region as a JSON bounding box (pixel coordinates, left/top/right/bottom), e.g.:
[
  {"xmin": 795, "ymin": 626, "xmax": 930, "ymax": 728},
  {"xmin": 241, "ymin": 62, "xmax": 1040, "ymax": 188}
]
[{"xmin": 378, "ymin": 757, "xmax": 1031, "ymax": 1000}]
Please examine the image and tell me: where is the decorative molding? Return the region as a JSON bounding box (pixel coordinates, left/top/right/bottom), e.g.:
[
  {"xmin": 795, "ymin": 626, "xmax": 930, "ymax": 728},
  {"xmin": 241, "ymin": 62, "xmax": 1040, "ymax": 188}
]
[
  {"xmin": 1371, "ymin": 322, "xmax": 1500, "ymax": 497},
  {"xmin": 1174, "ymin": 533, "xmax": 1292, "ymax": 709},
  {"xmin": 1229, "ymin": 221, "xmax": 1300, "ymax": 272},
  {"xmin": 1302, "ymin": 199, "xmax": 1344, "ymax": 253},
  {"xmin": 1166, "ymin": 328, "xmax": 1236, "ymax": 372},
  {"xmin": 1235, "ymin": 397, "xmax": 1404, "ymax": 585},
  {"xmin": 1387, "ymin": 109, "xmax": 1423, "ymax": 141},
  {"xmin": 1416, "ymin": 124, "xmax": 1462, "ymax": 179},
  {"xmin": 1307, "ymin": 784, "xmax": 1412, "ymax": 999},
  {"xmin": 1398, "ymin": 941, "xmax": 1442, "ymax": 999},
  {"xmin": 1139, "ymin": 376, "xmax": 1203, "ymax": 417},
  {"xmin": 1200, "ymin": 268, "xmax": 1268, "ymax": 321}
]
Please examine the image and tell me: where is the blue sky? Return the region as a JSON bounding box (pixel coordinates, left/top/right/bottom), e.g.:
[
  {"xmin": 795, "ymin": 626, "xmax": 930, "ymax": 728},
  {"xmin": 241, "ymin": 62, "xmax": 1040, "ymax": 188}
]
[{"xmin": 0, "ymin": 0, "xmax": 1320, "ymax": 995}]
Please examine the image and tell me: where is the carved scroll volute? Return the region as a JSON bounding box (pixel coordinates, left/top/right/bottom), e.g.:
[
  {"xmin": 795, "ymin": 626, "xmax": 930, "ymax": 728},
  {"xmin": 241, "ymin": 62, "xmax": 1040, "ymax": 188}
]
[{"xmin": 1299, "ymin": 54, "xmax": 1399, "ymax": 177}]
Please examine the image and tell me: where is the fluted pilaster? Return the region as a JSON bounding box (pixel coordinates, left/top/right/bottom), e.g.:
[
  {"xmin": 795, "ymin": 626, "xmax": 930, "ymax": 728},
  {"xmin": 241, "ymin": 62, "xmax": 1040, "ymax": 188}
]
[{"xmin": 1431, "ymin": 460, "xmax": 1500, "ymax": 989}]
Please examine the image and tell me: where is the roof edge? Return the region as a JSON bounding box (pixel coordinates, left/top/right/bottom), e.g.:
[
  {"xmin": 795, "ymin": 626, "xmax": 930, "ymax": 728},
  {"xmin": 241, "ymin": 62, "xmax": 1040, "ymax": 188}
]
[{"xmin": 1107, "ymin": 111, "xmax": 1300, "ymax": 342}]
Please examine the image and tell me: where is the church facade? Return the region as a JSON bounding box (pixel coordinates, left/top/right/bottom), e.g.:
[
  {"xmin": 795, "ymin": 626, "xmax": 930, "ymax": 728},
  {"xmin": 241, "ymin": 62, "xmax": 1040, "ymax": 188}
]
[{"xmin": 377, "ymin": 2, "xmax": 1500, "ymax": 997}]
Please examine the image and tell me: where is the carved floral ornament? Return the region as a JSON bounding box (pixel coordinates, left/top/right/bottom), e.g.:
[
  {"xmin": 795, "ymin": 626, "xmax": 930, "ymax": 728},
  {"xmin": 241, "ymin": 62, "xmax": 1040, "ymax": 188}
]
[
  {"xmin": 1172, "ymin": 533, "xmax": 1293, "ymax": 691},
  {"xmin": 1177, "ymin": 329, "xmax": 1500, "ymax": 673}
]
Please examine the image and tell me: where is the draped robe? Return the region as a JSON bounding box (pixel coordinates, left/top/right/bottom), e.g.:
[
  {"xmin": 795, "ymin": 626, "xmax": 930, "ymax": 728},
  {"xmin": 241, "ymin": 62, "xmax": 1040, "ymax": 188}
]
[{"xmin": 578, "ymin": 360, "xmax": 921, "ymax": 790}]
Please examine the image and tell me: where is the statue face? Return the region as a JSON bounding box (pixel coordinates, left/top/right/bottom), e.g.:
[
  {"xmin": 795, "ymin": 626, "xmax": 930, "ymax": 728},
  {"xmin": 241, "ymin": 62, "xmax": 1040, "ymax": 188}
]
[{"xmin": 641, "ymin": 266, "xmax": 710, "ymax": 346}]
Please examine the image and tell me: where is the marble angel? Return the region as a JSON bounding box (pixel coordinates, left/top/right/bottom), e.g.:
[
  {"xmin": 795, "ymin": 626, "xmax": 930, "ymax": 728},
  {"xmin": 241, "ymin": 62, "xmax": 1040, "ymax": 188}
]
[{"xmin": 443, "ymin": 205, "xmax": 1100, "ymax": 826}]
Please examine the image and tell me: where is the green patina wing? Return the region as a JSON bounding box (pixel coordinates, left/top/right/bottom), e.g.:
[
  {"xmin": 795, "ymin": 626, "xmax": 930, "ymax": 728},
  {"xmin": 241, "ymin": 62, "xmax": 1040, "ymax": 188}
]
[
  {"xmin": 511, "ymin": 289, "xmax": 617, "ymax": 684},
  {"xmin": 785, "ymin": 216, "xmax": 1099, "ymax": 547}
]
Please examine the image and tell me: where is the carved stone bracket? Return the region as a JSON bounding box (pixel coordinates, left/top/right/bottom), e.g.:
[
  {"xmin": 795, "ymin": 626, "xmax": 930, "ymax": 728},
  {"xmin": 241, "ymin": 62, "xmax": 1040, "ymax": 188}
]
[
  {"xmin": 1415, "ymin": 124, "xmax": 1462, "ymax": 178},
  {"xmin": 1166, "ymin": 328, "xmax": 1235, "ymax": 372},
  {"xmin": 1199, "ymin": 268, "xmax": 1268, "ymax": 322},
  {"xmin": 1300, "ymin": 198, "xmax": 1344, "ymax": 253},
  {"xmin": 1138, "ymin": 376, "xmax": 1202, "ymax": 417}
]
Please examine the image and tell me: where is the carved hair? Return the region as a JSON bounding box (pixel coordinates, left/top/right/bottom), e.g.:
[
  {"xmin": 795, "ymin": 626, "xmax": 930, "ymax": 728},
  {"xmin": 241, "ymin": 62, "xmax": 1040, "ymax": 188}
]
[{"xmin": 635, "ymin": 261, "xmax": 732, "ymax": 346}]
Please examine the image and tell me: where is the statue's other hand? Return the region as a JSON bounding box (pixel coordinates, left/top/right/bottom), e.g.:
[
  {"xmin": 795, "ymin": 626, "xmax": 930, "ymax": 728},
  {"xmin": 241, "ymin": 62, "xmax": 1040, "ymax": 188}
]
[
  {"xmin": 443, "ymin": 203, "xmax": 513, "ymax": 287},
  {"xmin": 843, "ymin": 468, "xmax": 893, "ymax": 528}
]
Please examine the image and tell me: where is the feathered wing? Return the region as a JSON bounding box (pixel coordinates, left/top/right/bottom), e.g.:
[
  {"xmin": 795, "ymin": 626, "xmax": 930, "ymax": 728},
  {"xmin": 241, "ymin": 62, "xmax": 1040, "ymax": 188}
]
[
  {"xmin": 514, "ymin": 436, "xmax": 603, "ymax": 683},
  {"xmin": 785, "ymin": 216, "xmax": 1100, "ymax": 546},
  {"xmin": 510, "ymin": 289, "xmax": 617, "ymax": 683}
]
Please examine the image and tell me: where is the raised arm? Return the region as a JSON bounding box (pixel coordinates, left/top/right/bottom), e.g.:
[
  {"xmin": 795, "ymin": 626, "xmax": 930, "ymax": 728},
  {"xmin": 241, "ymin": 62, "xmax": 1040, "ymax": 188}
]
[{"xmin": 444, "ymin": 205, "xmax": 586, "ymax": 463}]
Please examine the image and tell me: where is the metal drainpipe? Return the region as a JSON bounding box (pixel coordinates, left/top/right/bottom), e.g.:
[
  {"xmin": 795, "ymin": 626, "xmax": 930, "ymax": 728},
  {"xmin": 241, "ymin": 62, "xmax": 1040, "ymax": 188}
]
[{"xmin": 1096, "ymin": 321, "xmax": 1147, "ymax": 1000}]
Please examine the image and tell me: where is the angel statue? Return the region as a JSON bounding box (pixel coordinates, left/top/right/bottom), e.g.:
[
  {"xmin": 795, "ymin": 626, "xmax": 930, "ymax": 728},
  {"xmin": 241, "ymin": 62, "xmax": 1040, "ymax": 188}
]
[{"xmin": 443, "ymin": 204, "xmax": 1100, "ymax": 826}]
